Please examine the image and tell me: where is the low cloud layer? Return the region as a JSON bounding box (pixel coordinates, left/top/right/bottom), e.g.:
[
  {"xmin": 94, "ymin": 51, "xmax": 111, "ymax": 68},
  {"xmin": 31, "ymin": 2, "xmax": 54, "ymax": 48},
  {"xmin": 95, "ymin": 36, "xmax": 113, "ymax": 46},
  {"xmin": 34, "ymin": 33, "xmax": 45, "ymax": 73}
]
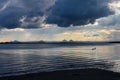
[{"xmin": 0, "ymin": 0, "xmax": 115, "ymax": 29}]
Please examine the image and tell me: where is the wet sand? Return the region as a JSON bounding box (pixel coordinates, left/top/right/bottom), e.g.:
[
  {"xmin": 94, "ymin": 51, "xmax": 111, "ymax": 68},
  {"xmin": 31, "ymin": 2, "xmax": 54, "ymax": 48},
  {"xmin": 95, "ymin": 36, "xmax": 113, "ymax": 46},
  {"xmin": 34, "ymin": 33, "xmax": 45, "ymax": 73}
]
[{"xmin": 0, "ymin": 68, "xmax": 120, "ymax": 80}]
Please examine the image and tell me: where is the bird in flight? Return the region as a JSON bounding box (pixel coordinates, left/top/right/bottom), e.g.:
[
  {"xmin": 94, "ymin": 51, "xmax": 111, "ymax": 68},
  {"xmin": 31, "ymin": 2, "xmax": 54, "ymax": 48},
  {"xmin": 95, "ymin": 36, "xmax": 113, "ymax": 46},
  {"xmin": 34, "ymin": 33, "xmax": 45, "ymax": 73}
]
[{"xmin": 92, "ymin": 48, "xmax": 96, "ymax": 50}]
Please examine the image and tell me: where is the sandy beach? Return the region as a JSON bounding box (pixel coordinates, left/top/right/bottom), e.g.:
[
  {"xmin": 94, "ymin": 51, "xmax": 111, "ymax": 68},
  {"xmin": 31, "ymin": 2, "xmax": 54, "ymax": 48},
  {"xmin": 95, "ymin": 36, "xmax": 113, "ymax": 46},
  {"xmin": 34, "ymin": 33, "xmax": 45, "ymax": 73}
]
[{"xmin": 0, "ymin": 68, "xmax": 120, "ymax": 80}]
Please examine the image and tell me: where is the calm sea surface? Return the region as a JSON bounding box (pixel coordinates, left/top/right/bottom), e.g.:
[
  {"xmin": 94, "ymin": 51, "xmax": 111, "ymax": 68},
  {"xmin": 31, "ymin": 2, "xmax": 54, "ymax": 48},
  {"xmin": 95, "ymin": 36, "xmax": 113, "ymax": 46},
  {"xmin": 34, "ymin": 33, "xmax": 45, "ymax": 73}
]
[{"xmin": 0, "ymin": 44, "xmax": 120, "ymax": 77}]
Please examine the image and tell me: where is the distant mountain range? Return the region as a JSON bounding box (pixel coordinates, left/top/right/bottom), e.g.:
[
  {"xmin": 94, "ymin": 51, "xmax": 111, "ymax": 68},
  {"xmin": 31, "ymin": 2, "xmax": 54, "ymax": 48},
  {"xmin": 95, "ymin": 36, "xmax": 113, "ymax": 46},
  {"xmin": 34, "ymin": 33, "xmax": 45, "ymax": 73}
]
[{"xmin": 0, "ymin": 41, "xmax": 120, "ymax": 45}]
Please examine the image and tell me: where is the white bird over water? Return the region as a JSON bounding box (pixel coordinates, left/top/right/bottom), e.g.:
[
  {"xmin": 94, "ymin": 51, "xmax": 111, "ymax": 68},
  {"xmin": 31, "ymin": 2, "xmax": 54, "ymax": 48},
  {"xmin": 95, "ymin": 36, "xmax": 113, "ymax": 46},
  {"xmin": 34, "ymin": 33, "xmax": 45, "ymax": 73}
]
[{"xmin": 92, "ymin": 48, "xmax": 96, "ymax": 50}]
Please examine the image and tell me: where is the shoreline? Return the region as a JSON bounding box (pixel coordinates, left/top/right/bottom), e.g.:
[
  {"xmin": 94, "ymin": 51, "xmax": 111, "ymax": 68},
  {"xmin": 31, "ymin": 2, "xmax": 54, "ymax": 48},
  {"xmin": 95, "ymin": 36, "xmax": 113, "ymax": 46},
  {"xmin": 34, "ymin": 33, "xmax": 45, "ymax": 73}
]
[{"xmin": 0, "ymin": 68, "xmax": 120, "ymax": 80}]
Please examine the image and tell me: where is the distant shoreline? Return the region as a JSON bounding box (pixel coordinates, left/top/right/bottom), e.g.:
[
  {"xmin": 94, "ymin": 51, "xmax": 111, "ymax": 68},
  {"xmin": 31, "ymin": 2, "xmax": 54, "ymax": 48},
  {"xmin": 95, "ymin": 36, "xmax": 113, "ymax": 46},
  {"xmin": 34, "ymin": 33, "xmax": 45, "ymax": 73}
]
[
  {"xmin": 0, "ymin": 68, "xmax": 120, "ymax": 80},
  {"xmin": 0, "ymin": 41, "xmax": 120, "ymax": 44},
  {"xmin": 0, "ymin": 41, "xmax": 119, "ymax": 49}
]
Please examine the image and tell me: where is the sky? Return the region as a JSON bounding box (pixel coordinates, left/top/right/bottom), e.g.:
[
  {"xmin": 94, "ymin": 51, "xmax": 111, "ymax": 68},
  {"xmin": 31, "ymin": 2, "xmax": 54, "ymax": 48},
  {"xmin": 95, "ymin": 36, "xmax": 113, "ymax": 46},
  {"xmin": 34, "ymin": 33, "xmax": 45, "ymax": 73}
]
[{"xmin": 0, "ymin": 0, "xmax": 120, "ymax": 42}]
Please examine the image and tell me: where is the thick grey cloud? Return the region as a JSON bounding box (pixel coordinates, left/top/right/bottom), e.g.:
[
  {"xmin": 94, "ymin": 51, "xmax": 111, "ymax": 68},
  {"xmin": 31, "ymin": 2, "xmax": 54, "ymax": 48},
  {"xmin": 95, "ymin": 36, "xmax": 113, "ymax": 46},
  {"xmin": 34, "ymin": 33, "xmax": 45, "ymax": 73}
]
[
  {"xmin": 0, "ymin": 0, "xmax": 115, "ymax": 29},
  {"xmin": 46, "ymin": 0, "xmax": 114, "ymax": 27},
  {"xmin": 0, "ymin": 0, "xmax": 55, "ymax": 29},
  {"xmin": 98, "ymin": 14, "xmax": 120, "ymax": 30},
  {"xmin": 0, "ymin": 7, "xmax": 26, "ymax": 29},
  {"xmin": 0, "ymin": 0, "xmax": 8, "ymax": 8}
]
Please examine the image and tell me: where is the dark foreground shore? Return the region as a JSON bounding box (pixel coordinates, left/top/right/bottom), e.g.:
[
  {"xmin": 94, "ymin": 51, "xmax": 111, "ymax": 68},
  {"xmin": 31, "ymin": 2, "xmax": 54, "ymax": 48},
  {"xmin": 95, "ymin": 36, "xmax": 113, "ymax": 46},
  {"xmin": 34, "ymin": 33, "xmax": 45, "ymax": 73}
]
[{"xmin": 0, "ymin": 68, "xmax": 120, "ymax": 80}]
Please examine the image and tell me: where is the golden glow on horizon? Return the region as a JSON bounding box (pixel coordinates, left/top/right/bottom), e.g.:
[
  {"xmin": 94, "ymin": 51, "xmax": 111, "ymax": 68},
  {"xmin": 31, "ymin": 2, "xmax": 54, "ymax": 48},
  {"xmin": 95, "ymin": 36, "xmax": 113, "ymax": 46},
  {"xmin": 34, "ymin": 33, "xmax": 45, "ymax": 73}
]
[
  {"xmin": 0, "ymin": 28, "xmax": 119, "ymax": 42},
  {"xmin": 0, "ymin": 38, "xmax": 10, "ymax": 42},
  {"xmin": 54, "ymin": 30, "xmax": 108, "ymax": 41},
  {"xmin": 99, "ymin": 29, "xmax": 120, "ymax": 34}
]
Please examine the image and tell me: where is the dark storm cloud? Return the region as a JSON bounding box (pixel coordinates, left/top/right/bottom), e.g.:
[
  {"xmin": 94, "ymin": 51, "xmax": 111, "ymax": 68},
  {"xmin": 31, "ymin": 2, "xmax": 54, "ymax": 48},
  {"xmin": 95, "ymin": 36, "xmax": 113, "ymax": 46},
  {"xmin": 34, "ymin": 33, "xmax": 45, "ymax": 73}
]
[
  {"xmin": 46, "ymin": 0, "xmax": 114, "ymax": 27},
  {"xmin": 0, "ymin": 0, "xmax": 8, "ymax": 7},
  {"xmin": 19, "ymin": 0, "xmax": 55, "ymax": 28},
  {"xmin": 20, "ymin": 0, "xmax": 55, "ymax": 18},
  {"xmin": 0, "ymin": 0, "xmax": 55, "ymax": 29},
  {"xmin": 0, "ymin": 0, "xmax": 115, "ymax": 29},
  {"xmin": 0, "ymin": 7, "xmax": 26, "ymax": 29}
]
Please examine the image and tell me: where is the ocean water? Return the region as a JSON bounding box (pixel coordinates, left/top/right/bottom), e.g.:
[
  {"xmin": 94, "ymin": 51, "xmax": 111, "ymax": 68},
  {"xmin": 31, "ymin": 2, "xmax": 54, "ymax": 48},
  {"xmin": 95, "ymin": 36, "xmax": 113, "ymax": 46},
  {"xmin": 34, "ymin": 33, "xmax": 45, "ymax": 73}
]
[{"xmin": 0, "ymin": 44, "xmax": 120, "ymax": 77}]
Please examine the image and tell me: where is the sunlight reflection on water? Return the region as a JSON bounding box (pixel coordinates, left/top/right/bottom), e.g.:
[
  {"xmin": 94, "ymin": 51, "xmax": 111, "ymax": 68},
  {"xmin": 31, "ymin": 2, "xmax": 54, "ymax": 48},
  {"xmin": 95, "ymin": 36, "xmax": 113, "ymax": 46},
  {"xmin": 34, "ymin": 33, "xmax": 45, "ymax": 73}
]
[{"xmin": 0, "ymin": 44, "xmax": 120, "ymax": 76}]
